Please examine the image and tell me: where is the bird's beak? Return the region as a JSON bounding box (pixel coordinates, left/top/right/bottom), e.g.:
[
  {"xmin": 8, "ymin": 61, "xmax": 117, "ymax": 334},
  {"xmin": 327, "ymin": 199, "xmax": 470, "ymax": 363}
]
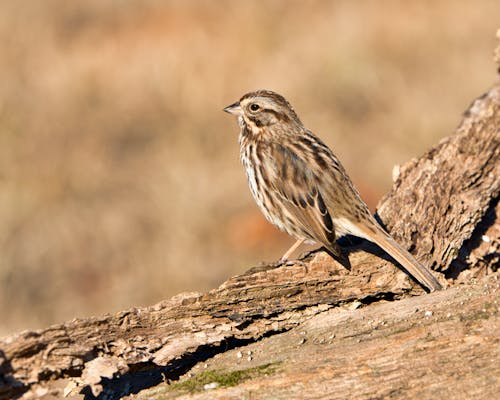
[{"xmin": 223, "ymin": 101, "xmax": 243, "ymax": 116}]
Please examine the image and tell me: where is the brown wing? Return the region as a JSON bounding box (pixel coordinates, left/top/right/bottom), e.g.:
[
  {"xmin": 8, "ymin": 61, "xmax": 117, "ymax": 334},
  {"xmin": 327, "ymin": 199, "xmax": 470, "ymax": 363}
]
[{"xmin": 262, "ymin": 142, "xmax": 337, "ymax": 247}]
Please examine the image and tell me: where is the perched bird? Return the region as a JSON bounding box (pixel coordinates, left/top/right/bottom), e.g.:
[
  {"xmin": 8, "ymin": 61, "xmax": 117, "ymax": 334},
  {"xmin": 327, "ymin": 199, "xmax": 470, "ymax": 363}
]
[{"xmin": 224, "ymin": 89, "xmax": 442, "ymax": 292}]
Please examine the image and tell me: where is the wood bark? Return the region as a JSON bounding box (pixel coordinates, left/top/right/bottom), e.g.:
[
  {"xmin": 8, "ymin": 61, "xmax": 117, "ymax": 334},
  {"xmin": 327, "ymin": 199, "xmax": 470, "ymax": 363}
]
[
  {"xmin": 130, "ymin": 273, "xmax": 498, "ymax": 400},
  {"xmin": 1, "ymin": 53, "xmax": 499, "ymax": 400}
]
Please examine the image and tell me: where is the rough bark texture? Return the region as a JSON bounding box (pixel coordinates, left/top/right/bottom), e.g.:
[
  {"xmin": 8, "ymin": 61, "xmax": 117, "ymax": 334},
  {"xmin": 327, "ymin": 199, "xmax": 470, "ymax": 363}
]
[
  {"xmin": 377, "ymin": 85, "xmax": 499, "ymax": 275},
  {"xmin": 130, "ymin": 274, "xmax": 498, "ymax": 400},
  {"xmin": 1, "ymin": 44, "xmax": 499, "ymax": 400}
]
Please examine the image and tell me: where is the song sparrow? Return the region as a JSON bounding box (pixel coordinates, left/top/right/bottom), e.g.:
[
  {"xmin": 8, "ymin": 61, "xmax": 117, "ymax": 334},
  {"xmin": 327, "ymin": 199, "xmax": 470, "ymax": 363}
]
[{"xmin": 224, "ymin": 90, "xmax": 442, "ymax": 292}]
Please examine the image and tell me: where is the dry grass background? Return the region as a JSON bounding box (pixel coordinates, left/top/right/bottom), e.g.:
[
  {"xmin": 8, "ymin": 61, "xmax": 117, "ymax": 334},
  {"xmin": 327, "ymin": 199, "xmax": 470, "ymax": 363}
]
[{"xmin": 0, "ymin": 0, "xmax": 498, "ymax": 335}]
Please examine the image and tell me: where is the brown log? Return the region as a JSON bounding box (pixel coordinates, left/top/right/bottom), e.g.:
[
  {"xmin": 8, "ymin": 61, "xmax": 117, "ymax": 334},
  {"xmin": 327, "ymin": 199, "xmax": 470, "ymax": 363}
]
[
  {"xmin": 130, "ymin": 273, "xmax": 498, "ymax": 400},
  {"xmin": 377, "ymin": 84, "xmax": 499, "ymax": 275},
  {"xmin": 0, "ymin": 51, "xmax": 498, "ymax": 400}
]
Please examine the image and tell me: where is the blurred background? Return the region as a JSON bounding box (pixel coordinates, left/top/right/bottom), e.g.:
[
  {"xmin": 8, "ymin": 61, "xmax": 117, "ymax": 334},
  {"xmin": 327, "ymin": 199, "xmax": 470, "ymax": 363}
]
[{"xmin": 1, "ymin": 0, "xmax": 498, "ymax": 335}]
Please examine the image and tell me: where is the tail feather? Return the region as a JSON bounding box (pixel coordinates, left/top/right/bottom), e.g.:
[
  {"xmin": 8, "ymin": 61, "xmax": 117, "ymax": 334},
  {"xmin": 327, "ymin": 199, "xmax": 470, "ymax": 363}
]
[{"xmin": 371, "ymin": 230, "xmax": 443, "ymax": 292}]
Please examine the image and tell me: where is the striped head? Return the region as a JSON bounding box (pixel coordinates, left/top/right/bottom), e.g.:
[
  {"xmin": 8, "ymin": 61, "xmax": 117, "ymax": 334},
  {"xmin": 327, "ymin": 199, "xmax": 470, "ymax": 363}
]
[{"xmin": 224, "ymin": 90, "xmax": 302, "ymax": 138}]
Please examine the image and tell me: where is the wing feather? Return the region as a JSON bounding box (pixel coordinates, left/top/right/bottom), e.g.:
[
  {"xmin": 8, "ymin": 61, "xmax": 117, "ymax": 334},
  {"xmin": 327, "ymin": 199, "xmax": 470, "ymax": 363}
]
[{"xmin": 263, "ymin": 143, "xmax": 337, "ymax": 246}]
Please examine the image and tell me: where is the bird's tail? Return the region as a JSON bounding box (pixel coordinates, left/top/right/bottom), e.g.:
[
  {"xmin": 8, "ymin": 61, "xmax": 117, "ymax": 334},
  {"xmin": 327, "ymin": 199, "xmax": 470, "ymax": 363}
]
[{"xmin": 370, "ymin": 229, "xmax": 443, "ymax": 292}]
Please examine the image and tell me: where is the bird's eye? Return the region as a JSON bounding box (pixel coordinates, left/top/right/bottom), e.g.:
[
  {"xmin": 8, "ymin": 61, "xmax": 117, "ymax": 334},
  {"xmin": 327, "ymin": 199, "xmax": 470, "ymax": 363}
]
[{"xmin": 249, "ymin": 103, "xmax": 260, "ymax": 112}]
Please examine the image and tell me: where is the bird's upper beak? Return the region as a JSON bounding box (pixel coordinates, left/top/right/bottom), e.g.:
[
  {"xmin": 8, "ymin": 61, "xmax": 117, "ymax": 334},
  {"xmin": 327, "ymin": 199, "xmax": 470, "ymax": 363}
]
[{"xmin": 223, "ymin": 101, "xmax": 243, "ymax": 116}]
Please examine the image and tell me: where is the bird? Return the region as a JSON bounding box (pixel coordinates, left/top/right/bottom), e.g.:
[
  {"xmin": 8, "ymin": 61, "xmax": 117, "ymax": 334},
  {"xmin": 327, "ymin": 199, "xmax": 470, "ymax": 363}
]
[{"xmin": 223, "ymin": 89, "xmax": 442, "ymax": 292}]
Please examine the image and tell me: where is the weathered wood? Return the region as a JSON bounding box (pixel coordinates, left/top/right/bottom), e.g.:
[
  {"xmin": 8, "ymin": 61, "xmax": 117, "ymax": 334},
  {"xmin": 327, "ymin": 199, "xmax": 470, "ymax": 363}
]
[
  {"xmin": 377, "ymin": 84, "xmax": 499, "ymax": 274},
  {"xmin": 130, "ymin": 273, "xmax": 498, "ymax": 400},
  {"xmin": 0, "ymin": 59, "xmax": 498, "ymax": 400}
]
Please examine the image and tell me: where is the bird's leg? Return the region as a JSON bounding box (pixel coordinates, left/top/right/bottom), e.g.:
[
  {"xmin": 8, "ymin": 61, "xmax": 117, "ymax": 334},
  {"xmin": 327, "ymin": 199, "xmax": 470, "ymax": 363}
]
[{"xmin": 280, "ymin": 238, "xmax": 306, "ymax": 262}]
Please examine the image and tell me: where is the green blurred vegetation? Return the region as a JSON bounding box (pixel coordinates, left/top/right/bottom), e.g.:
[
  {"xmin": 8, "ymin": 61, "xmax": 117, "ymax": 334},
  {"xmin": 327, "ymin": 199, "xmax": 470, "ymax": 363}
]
[{"xmin": 0, "ymin": 0, "xmax": 498, "ymax": 334}]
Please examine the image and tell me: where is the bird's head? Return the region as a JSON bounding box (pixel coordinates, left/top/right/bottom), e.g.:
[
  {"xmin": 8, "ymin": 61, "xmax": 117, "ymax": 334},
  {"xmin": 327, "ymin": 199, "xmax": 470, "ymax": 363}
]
[{"xmin": 224, "ymin": 90, "xmax": 302, "ymax": 136}]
